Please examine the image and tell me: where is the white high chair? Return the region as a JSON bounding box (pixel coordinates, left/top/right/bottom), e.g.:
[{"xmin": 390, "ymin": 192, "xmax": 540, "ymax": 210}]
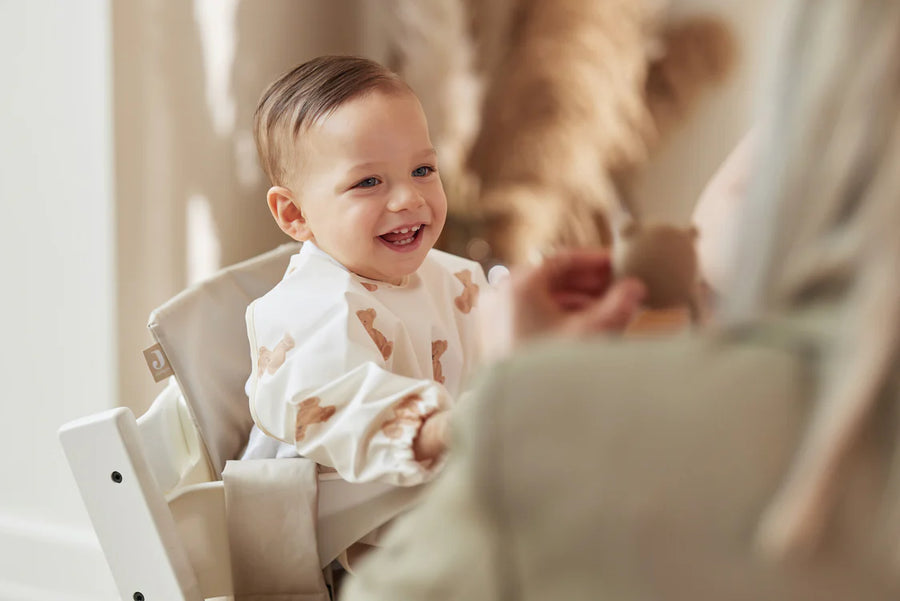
[{"xmin": 59, "ymin": 243, "xmax": 421, "ymax": 601}]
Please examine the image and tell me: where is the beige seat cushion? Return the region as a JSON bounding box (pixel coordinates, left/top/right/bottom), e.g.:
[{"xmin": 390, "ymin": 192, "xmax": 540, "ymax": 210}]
[
  {"xmin": 223, "ymin": 458, "xmax": 329, "ymax": 600},
  {"xmin": 148, "ymin": 243, "xmax": 300, "ymax": 476}
]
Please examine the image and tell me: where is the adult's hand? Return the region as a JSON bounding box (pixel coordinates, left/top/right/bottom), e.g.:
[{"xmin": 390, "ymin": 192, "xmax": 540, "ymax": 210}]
[{"xmin": 508, "ymin": 249, "xmax": 646, "ymax": 343}]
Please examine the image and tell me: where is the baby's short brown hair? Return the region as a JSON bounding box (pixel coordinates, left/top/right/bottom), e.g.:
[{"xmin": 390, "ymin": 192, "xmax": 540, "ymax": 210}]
[{"xmin": 254, "ymin": 55, "xmax": 408, "ymax": 186}]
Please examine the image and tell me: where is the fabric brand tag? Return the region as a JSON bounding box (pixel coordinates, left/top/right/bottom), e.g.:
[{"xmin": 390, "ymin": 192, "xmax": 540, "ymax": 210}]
[{"xmin": 143, "ymin": 343, "xmax": 174, "ymax": 382}]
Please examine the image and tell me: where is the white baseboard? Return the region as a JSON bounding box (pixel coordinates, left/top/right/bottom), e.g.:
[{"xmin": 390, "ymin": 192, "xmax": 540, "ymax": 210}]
[{"xmin": 0, "ymin": 513, "xmax": 119, "ymax": 601}]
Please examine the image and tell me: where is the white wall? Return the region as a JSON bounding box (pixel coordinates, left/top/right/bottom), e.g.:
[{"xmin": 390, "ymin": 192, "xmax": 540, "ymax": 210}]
[{"xmin": 0, "ymin": 1, "xmax": 118, "ymax": 599}]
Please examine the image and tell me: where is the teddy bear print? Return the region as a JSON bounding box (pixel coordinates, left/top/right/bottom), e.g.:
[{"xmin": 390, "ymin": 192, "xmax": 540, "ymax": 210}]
[
  {"xmin": 294, "ymin": 396, "xmax": 336, "ymax": 442},
  {"xmin": 454, "ymin": 270, "xmax": 480, "ymax": 314},
  {"xmin": 361, "ymin": 282, "xmax": 378, "ymax": 292},
  {"xmin": 431, "ymin": 340, "xmax": 448, "ymax": 384},
  {"xmin": 356, "ymin": 308, "xmax": 393, "ymax": 360},
  {"xmin": 258, "ymin": 333, "xmax": 295, "ymax": 375},
  {"xmin": 381, "ymin": 393, "xmax": 430, "ymax": 439}
]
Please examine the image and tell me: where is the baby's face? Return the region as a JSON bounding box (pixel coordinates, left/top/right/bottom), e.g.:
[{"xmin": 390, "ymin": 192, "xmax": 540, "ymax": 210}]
[{"xmin": 287, "ymin": 89, "xmax": 447, "ymax": 285}]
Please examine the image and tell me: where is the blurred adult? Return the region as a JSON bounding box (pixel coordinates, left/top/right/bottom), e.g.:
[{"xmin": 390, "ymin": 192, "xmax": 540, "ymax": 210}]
[{"xmin": 342, "ymin": 0, "xmax": 900, "ymax": 598}]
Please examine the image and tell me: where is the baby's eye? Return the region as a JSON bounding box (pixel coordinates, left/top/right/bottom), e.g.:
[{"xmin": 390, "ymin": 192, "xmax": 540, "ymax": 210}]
[
  {"xmin": 412, "ymin": 165, "xmax": 435, "ymax": 178},
  {"xmin": 354, "ymin": 177, "xmax": 380, "ymax": 189}
]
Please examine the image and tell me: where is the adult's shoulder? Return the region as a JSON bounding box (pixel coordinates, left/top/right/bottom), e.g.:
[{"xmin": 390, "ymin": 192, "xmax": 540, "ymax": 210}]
[
  {"xmin": 487, "ymin": 333, "xmax": 806, "ymax": 422},
  {"xmin": 450, "ymin": 331, "xmax": 880, "ymax": 600},
  {"xmin": 459, "ymin": 333, "xmax": 811, "ymax": 495}
]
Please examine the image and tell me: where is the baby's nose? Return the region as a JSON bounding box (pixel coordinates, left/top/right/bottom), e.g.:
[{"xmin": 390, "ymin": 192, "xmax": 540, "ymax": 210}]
[{"xmin": 388, "ymin": 185, "xmax": 425, "ymax": 211}]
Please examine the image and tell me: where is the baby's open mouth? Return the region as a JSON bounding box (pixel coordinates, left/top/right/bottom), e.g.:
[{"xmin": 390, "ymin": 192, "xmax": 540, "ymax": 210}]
[{"xmin": 379, "ymin": 224, "xmax": 423, "ymax": 246}]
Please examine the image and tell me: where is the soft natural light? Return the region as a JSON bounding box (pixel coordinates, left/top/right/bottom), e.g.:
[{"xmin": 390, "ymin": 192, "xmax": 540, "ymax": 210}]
[
  {"xmin": 193, "ymin": 0, "xmax": 238, "ymax": 137},
  {"xmin": 186, "ymin": 193, "xmax": 222, "ymax": 284}
]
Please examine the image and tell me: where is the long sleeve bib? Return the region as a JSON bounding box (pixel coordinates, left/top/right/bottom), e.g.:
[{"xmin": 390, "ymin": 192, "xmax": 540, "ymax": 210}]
[{"xmin": 246, "ymin": 243, "xmax": 487, "ymax": 485}]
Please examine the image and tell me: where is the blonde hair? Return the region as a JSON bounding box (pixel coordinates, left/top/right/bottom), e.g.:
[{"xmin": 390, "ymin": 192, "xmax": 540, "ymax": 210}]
[
  {"xmin": 725, "ymin": 0, "xmax": 900, "ymax": 559},
  {"xmin": 253, "ymin": 56, "xmax": 408, "ymax": 186}
]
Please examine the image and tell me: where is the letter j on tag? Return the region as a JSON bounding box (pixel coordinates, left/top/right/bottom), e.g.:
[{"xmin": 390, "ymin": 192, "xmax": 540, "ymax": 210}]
[{"xmin": 143, "ymin": 343, "xmax": 174, "ymax": 382}]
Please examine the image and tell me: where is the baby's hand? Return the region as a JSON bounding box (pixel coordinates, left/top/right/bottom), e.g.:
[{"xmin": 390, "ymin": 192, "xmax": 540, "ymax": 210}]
[{"xmin": 412, "ymin": 410, "xmax": 450, "ymax": 462}]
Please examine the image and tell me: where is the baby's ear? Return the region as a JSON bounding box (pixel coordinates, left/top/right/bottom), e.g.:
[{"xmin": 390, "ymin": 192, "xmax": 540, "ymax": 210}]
[{"xmin": 267, "ymin": 186, "xmax": 312, "ymax": 241}]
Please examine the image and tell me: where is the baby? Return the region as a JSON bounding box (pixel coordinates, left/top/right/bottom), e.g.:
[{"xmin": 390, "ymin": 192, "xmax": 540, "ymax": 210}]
[{"xmin": 241, "ymin": 56, "xmax": 488, "ymax": 486}]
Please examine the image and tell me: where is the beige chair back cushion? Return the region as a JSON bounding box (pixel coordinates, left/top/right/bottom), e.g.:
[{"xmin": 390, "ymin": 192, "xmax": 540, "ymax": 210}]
[{"xmin": 148, "ymin": 243, "xmax": 300, "ymax": 477}]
